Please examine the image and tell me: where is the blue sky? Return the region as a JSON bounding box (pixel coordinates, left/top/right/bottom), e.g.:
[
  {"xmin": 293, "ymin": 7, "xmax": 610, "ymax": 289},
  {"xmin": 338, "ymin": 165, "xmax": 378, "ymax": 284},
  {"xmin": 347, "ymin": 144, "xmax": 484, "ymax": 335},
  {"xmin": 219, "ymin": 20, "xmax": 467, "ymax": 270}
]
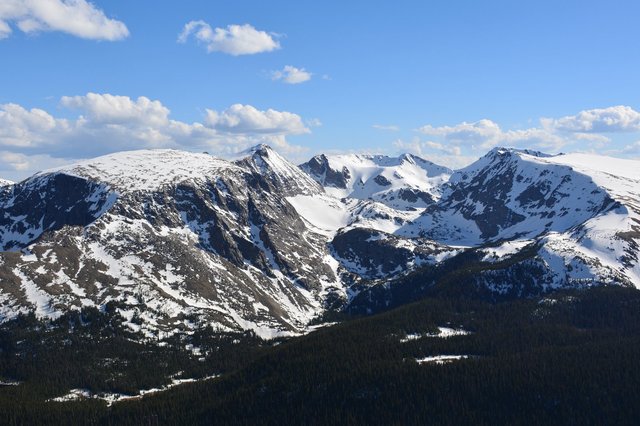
[{"xmin": 1, "ymin": 0, "xmax": 640, "ymax": 180}]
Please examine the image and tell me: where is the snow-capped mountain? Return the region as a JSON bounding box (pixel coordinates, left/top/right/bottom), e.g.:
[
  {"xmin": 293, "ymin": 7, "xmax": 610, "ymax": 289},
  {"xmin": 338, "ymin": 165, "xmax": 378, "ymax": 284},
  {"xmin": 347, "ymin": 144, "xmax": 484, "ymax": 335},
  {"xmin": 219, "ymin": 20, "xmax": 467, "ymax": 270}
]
[
  {"xmin": 0, "ymin": 146, "xmax": 342, "ymax": 338},
  {"xmin": 294, "ymin": 153, "xmax": 457, "ymax": 275},
  {"xmin": 423, "ymin": 149, "xmax": 640, "ymax": 289},
  {"xmin": 1, "ymin": 145, "xmax": 639, "ymax": 338},
  {"xmin": 300, "ymin": 153, "xmax": 451, "ymax": 209},
  {"xmin": 401, "ymin": 148, "xmax": 616, "ymax": 244},
  {"xmin": 350, "ymin": 148, "xmax": 640, "ymax": 305}
]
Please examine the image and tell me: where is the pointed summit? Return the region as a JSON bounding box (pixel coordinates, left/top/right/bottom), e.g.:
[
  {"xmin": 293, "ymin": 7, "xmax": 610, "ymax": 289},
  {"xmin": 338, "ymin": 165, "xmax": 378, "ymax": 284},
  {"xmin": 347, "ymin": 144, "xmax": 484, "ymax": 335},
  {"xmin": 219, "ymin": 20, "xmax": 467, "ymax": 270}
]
[
  {"xmin": 235, "ymin": 144, "xmax": 323, "ymax": 196},
  {"xmin": 239, "ymin": 143, "xmax": 274, "ymax": 157}
]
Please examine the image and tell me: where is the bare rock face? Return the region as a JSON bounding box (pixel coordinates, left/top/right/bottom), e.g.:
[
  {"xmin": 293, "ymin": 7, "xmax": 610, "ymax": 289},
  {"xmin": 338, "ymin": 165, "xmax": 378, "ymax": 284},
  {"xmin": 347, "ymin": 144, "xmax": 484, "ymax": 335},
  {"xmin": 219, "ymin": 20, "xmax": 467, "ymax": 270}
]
[
  {"xmin": 330, "ymin": 228, "xmax": 452, "ymax": 279},
  {"xmin": 299, "ymin": 154, "xmax": 351, "ymax": 190},
  {"xmin": 299, "ymin": 152, "xmax": 451, "ymax": 210}
]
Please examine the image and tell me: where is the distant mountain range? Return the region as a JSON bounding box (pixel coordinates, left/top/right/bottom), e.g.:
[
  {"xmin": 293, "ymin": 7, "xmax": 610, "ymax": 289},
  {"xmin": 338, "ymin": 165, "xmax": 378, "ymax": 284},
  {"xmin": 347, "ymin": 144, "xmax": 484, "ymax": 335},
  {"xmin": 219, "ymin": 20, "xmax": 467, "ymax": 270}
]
[{"xmin": 1, "ymin": 145, "xmax": 639, "ymax": 338}]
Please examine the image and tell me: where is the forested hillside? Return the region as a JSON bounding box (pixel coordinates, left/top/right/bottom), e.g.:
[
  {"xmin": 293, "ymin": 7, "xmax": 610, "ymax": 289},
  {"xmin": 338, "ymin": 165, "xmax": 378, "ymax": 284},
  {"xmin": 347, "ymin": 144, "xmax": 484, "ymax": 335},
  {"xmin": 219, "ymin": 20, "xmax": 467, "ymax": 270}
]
[{"xmin": 2, "ymin": 286, "xmax": 639, "ymax": 425}]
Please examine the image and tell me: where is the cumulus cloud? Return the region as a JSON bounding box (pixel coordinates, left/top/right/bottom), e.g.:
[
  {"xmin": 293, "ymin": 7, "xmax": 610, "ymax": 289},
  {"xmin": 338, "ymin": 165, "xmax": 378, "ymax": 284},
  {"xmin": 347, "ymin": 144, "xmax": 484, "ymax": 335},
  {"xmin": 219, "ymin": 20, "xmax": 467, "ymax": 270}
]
[
  {"xmin": 419, "ymin": 119, "xmax": 501, "ymax": 144},
  {"xmin": 0, "ymin": 151, "xmax": 31, "ymax": 171},
  {"xmin": 419, "ymin": 119, "xmax": 567, "ymax": 151},
  {"xmin": 0, "ymin": 103, "xmax": 69, "ymax": 147},
  {"xmin": 178, "ymin": 21, "xmax": 279, "ymax": 55},
  {"xmin": 0, "ymin": 94, "xmax": 312, "ymax": 180},
  {"xmin": 271, "ymin": 65, "xmax": 312, "ymax": 84},
  {"xmin": 205, "ymin": 104, "xmax": 309, "ymax": 135},
  {"xmin": 423, "ymin": 141, "xmax": 462, "ymax": 156},
  {"xmin": 412, "ymin": 105, "xmax": 640, "ymax": 165},
  {"xmin": 0, "ymin": 0, "xmax": 129, "ymax": 41},
  {"xmin": 543, "ymin": 105, "xmax": 640, "ymax": 133},
  {"xmin": 392, "ymin": 138, "xmax": 475, "ymax": 169},
  {"xmin": 0, "ymin": 20, "xmax": 11, "ymax": 39},
  {"xmin": 61, "ymin": 93, "xmax": 170, "ymax": 126},
  {"xmin": 0, "ymin": 151, "xmax": 72, "ymax": 175}
]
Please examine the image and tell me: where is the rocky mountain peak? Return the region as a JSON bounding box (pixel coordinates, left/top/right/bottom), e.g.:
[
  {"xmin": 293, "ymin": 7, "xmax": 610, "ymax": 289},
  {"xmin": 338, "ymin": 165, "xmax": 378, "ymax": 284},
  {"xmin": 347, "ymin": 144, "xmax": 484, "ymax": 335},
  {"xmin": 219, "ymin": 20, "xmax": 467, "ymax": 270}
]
[
  {"xmin": 485, "ymin": 146, "xmax": 553, "ymax": 162},
  {"xmin": 235, "ymin": 145, "xmax": 323, "ymax": 196},
  {"xmin": 299, "ymin": 154, "xmax": 350, "ymax": 189},
  {"xmin": 299, "ymin": 152, "xmax": 451, "ymax": 209},
  {"xmin": 243, "ymin": 143, "xmax": 275, "ymax": 156}
]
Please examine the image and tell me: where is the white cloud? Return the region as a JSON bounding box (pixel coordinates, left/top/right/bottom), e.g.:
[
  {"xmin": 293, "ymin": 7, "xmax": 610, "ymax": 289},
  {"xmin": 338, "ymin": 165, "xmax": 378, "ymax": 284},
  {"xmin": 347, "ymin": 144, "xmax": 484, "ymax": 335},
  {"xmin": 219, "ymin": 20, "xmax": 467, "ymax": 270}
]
[
  {"xmin": 392, "ymin": 138, "xmax": 475, "ymax": 169},
  {"xmin": 61, "ymin": 93, "xmax": 170, "ymax": 126},
  {"xmin": 499, "ymin": 128, "xmax": 566, "ymax": 150},
  {"xmin": 0, "ymin": 151, "xmax": 72, "ymax": 175},
  {"xmin": 373, "ymin": 124, "xmax": 399, "ymax": 131},
  {"xmin": 0, "ymin": 151, "xmax": 30, "ymax": 171},
  {"xmin": 0, "ymin": 20, "xmax": 11, "ymax": 39},
  {"xmin": 543, "ymin": 105, "xmax": 640, "ymax": 133},
  {"xmin": 419, "ymin": 119, "xmax": 502, "ymax": 145},
  {"xmin": 178, "ymin": 21, "xmax": 279, "ymax": 55},
  {"xmin": 418, "ymin": 119, "xmax": 565, "ymax": 150},
  {"xmin": 412, "ymin": 105, "xmax": 640, "ymax": 164},
  {"xmin": 205, "ymin": 104, "xmax": 309, "ymax": 135},
  {"xmin": 423, "ymin": 141, "xmax": 462, "ymax": 156},
  {"xmin": 271, "ymin": 65, "xmax": 312, "ymax": 84},
  {"xmin": 0, "ymin": 0, "xmax": 129, "ymax": 41},
  {"xmin": 0, "ymin": 103, "xmax": 69, "ymax": 147},
  {"xmin": 0, "ymin": 94, "xmax": 312, "ymax": 180}
]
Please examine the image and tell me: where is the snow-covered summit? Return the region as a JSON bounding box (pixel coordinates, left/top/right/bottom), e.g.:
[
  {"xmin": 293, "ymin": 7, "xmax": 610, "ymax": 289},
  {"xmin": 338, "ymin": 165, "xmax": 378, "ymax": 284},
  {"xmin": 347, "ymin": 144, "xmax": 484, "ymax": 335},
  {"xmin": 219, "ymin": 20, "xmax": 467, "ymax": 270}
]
[
  {"xmin": 0, "ymin": 178, "xmax": 13, "ymax": 187},
  {"xmin": 300, "ymin": 152, "xmax": 451, "ymax": 209},
  {"xmin": 404, "ymin": 147, "xmax": 624, "ymax": 244},
  {"xmin": 236, "ymin": 144, "xmax": 323, "ymax": 196},
  {"xmin": 38, "ymin": 149, "xmax": 238, "ymax": 192},
  {"xmin": 0, "ymin": 144, "xmax": 338, "ymax": 338},
  {"xmin": 541, "ymin": 152, "xmax": 640, "ymax": 189},
  {"xmin": 451, "ymin": 147, "xmax": 552, "ymax": 184},
  {"xmin": 31, "ymin": 145, "xmax": 323, "ymax": 196},
  {"xmin": 490, "ymin": 146, "xmax": 553, "ymax": 158}
]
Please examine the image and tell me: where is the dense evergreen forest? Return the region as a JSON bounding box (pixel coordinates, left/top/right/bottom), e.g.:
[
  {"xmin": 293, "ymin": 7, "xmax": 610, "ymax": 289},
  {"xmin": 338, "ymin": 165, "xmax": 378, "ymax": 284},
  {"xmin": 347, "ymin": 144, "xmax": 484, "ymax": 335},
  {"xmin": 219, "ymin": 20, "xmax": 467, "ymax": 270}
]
[{"xmin": 1, "ymin": 286, "xmax": 640, "ymax": 425}]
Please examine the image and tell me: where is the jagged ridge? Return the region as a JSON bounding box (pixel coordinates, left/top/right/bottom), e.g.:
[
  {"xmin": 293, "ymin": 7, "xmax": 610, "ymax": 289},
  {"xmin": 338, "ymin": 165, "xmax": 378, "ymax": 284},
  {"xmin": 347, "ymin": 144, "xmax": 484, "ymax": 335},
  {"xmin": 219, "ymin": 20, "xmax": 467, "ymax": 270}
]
[{"xmin": 1, "ymin": 145, "xmax": 639, "ymax": 339}]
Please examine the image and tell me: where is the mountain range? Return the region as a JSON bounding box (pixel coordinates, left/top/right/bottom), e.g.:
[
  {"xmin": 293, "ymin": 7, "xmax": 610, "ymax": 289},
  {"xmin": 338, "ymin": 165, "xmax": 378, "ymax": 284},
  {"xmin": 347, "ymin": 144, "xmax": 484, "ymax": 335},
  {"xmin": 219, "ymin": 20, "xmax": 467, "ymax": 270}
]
[{"xmin": 1, "ymin": 144, "xmax": 639, "ymax": 338}]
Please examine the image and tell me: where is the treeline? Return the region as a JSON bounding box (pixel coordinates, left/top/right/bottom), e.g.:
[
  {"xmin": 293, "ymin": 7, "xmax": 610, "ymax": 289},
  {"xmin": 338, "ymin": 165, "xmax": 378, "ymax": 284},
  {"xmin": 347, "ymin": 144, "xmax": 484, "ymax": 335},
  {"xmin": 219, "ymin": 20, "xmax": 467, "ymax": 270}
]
[
  {"xmin": 2, "ymin": 286, "xmax": 640, "ymax": 424},
  {"xmin": 0, "ymin": 302, "xmax": 270, "ymax": 418}
]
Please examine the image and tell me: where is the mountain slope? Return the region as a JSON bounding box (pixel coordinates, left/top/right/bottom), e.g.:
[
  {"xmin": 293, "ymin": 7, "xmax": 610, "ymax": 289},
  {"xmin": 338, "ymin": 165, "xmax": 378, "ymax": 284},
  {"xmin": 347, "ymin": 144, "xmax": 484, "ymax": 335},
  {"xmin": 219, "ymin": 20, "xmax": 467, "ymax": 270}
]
[
  {"xmin": 0, "ymin": 147, "xmax": 343, "ymax": 338},
  {"xmin": 300, "ymin": 153, "xmax": 451, "ymax": 209},
  {"xmin": 1, "ymin": 146, "xmax": 639, "ymax": 339},
  {"xmin": 402, "ymin": 148, "xmax": 615, "ymax": 244},
  {"xmin": 535, "ymin": 153, "xmax": 640, "ymax": 288},
  {"xmin": 350, "ymin": 149, "xmax": 640, "ymax": 307}
]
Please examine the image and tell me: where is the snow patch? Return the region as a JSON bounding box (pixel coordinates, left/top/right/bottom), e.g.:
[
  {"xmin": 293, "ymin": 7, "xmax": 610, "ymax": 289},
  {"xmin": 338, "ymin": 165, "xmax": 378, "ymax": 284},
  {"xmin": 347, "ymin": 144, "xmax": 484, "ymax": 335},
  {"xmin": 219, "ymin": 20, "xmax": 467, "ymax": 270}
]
[
  {"xmin": 400, "ymin": 327, "xmax": 471, "ymax": 342},
  {"xmin": 416, "ymin": 355, "xmax": 470, "ymax": 364}
]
